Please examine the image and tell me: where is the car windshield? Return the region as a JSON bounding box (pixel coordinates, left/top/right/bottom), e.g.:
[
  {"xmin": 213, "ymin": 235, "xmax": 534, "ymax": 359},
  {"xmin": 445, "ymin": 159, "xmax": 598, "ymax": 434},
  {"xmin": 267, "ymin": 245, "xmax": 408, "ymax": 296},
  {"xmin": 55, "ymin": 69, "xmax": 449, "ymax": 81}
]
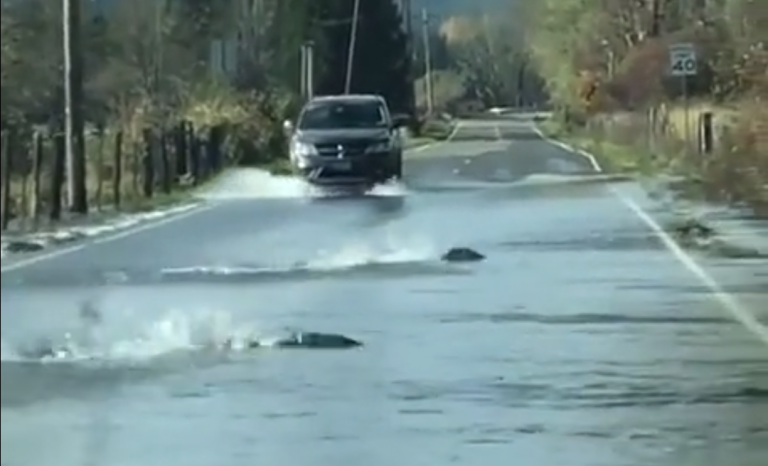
[{"xmin": 298, "ymin": 100, "xmax": 387, "ymax": 129}]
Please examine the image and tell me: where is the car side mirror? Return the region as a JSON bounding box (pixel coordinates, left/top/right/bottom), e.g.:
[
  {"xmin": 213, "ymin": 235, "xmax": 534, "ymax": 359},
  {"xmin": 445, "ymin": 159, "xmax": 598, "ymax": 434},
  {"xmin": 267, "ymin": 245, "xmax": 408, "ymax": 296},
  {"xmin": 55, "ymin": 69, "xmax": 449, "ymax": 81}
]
[{"xmin": 283, "ymin": 119, "xmax": 294, "ymax": 135}]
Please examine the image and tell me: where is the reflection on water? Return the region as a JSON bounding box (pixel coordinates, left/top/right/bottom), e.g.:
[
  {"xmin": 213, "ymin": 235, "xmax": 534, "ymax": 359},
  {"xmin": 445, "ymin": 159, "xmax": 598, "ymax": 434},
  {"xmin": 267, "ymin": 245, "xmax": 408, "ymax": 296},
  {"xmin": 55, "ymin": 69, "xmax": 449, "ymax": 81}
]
[{"xmin": 2, "ymin": 161, "xmax": 766, "ymax": 466}]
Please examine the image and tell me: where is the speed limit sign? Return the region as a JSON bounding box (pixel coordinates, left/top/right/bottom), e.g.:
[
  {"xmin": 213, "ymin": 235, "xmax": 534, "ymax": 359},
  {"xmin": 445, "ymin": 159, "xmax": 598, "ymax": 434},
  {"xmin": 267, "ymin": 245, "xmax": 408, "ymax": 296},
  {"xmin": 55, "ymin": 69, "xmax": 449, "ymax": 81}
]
[{"xmin": 669, "ymin": 43, "xmax": 697, "ymax": 76}]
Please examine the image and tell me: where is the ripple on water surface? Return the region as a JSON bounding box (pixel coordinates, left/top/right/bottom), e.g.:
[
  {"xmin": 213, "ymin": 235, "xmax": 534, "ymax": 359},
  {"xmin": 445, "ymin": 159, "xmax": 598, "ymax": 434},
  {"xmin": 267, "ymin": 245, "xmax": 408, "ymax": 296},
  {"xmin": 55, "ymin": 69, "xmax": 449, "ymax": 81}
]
[{"xmin": 2, "ymin": 165, "xmax": 767, "ymax": 466}]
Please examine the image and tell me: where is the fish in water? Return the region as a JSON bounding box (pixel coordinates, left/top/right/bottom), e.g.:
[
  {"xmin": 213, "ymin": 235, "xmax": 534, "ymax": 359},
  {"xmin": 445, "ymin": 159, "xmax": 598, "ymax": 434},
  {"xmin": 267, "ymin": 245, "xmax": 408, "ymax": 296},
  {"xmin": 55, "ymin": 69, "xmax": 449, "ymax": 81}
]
[
  {"xmin": 441, "ymin": 247, "xmax": 485, "ymax": 262},
  {"xmin": 238, "ymin": 332, "xmax": 363, "ymax": 349},
  {"xmin": 23, "ymin": 332, "xmax": 363, "ymax": 360}
]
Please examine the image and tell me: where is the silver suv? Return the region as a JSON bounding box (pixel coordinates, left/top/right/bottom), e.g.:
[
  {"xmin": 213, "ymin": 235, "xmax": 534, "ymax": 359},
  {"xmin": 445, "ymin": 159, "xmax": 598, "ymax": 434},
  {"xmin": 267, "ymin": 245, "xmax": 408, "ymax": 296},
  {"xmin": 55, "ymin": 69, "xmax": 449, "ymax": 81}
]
[{"xmin": 284, "ymin": 94, "xmax": 408, "ymax": 186}]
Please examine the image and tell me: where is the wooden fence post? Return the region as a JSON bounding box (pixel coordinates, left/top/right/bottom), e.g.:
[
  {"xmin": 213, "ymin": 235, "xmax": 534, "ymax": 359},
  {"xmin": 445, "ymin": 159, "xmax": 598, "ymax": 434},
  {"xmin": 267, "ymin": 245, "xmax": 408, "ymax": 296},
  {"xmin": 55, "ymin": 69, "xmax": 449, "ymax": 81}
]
[
  {"xmin": 94, "ymin": 126, "xmax": 106, "ymax": 209},
  {"xmin": 1, "ymin": 131, "xmax": 12, "ymax": 230},
  {"xmin": 112, "ymin": 130, "xmax": 123, "ymax": 209},
  {"xmin": 159, "ymin": 129, "xmax": 172, "ymax": 194},
  {"xmin": 31, "ymin": 132, "xmax": 44, "ymax": 224},
  {"xmin": 175, "ymin": 121, "xmax": 188, "ymax": 180},
  {"xmin": 189, "ymin": 129, "xmax": 201, "ymax": 185},
  {"xmin": 141, "ymin": 128, "xmax": 154, "ymax": 198},
  {"xmin": 49, "ymin": 129, "xmax": 65, "ymax": 222}
]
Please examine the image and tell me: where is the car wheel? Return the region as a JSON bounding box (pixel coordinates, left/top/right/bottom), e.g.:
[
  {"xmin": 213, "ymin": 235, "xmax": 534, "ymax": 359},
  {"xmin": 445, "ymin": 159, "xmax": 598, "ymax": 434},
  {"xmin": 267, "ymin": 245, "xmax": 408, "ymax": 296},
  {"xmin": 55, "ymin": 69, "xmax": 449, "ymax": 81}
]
[{"xmin": 387, "ymin": 152, "xmax": 403, "ymax": 180}]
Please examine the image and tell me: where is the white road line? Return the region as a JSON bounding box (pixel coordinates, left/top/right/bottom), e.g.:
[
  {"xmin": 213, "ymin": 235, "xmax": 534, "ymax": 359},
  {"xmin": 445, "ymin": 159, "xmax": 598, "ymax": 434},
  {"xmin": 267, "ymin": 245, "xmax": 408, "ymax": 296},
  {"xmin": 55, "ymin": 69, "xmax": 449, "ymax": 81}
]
[
  {"xmin": 534, "ymin": 125, "xmax": 768, "ymax": 345},
  {"xmin": 446, "ymin": 120, "xmax": 462, "ymax": 141},
  {"xmin": 532, "ymin": 126, "xmax": 602, "ymax": 171},
  {"xmin": 409, "ymin": 143, "xmax": 436, "ymax": 153},
  {"xmin": 407, "ymin": 120, "xmax": 464, "ymax": 153},
  {"xmin": 619, "ymin": 194, "xmax": 768, "ymax": 344},
  {"xmin": 1, "ymin": 203, "xmax": 216, "ymax": 274}
]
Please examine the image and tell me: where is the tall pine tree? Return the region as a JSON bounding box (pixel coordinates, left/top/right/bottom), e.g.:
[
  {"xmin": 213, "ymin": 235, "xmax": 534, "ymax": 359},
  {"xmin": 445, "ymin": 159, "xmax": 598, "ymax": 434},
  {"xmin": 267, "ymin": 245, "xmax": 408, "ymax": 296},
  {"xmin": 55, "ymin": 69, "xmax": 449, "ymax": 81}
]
[{"xmin": 313, "ymin": 0, "xmax": 413, "ymax": 114}]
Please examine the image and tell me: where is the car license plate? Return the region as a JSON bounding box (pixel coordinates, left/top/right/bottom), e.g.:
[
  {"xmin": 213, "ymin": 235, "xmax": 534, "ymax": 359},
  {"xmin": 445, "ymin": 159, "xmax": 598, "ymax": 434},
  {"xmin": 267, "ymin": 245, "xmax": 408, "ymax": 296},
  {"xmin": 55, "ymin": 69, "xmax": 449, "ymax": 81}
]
[{"xmin": 330, "ymin": 160, "xmax": 351, "ymax": 170}]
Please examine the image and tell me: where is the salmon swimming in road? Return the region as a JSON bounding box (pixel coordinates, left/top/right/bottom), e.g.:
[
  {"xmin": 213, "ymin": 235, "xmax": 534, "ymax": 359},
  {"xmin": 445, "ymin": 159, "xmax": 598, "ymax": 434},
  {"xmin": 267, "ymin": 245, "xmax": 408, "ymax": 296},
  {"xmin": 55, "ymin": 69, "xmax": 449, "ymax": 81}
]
[{"xmin": 225, "ymin": 332, "xmax": 363, "ymax": 350}]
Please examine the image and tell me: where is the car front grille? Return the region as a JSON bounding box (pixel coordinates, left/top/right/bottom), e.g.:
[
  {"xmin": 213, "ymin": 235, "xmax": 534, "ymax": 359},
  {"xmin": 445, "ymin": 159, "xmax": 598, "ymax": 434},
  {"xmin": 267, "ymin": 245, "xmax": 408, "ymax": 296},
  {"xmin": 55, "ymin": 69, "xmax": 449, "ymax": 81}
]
[{"xmin": 315, "ymin": 141, "xmax": 371, "ymax": 157}]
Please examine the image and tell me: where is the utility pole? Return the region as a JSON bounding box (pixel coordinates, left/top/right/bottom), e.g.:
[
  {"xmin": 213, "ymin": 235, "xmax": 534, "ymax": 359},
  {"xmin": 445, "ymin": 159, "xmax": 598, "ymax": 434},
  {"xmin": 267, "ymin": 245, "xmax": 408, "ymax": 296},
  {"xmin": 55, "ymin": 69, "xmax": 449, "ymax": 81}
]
[
  {"xmin": 154, "ymin": 1, "xmax": 164, "ymax": 105},
  {"xmin": 421, "ymin": 8, "xmax": 433, "ymax": 115},
  {"xmin": 307, "ymin": 42, "xmax": 314, "ymax": 98},
  {"xmin": 300, "ymin": 42, "xmax": 315, "ymax": 99},
  {"xmin": 300, "ymin": 43, "xmax": 307, "ymax": 97},
  {"xmin": 650, "ymin": 0, "xmax": 662, "ymax": 37},
  {"xmin": 402, "ymin": 0, "xmax": 416, "ymax": 116},
  {"xmin": 402, "ymin": 0, "xmax": 412, "ymax": 39},
  {"xmin": 63, "ymin": 0, "xmax": 87, "ymax": 214},
  {"xmin": 344, "ymin": 0, "xmax": 361, "ymax": 93}
]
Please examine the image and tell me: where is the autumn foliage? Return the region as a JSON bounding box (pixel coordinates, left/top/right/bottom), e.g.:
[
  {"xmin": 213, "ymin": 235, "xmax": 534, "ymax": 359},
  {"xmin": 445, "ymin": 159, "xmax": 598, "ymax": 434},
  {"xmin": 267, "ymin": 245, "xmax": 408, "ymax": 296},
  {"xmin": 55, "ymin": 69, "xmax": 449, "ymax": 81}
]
[{"xmin": 522, "ymin": 0, "xmax": 767, "ymax": 211}]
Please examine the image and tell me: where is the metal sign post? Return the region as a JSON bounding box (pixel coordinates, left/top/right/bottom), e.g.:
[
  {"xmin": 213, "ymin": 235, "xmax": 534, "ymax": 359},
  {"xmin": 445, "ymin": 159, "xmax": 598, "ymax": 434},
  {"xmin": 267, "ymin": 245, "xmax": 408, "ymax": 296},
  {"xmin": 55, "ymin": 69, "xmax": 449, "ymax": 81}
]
[{"xmin": 668, "ymin": 43, "xmax": 698, "ymax": 146}]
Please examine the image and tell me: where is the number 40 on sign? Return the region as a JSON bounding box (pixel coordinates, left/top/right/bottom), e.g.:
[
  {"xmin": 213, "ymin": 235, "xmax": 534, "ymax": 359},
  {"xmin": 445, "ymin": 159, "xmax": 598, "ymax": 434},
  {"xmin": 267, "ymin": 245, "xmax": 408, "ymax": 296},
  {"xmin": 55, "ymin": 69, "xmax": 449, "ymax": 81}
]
[{"xmin": 669, "ymin": 43, "xmax": 698, "ymax": 76}]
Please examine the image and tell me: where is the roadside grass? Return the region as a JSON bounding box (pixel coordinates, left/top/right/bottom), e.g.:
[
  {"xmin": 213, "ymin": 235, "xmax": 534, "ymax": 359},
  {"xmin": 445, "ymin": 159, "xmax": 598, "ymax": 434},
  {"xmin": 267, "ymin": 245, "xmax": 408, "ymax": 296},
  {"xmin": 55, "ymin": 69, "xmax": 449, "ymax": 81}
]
[
  {"xmin": 665, "ymin": 103, "xmax": 740, "ymax": 142},
  {"xmin": 3, "ymin": 166, "xmax": 230, "ymax": 235},
  {"xmin": 400, "ymin": 118, "xmax": 456, "ymax": 151},
  {"xmin": 539, "ymin": 102, "xmax": 767, "ymax": 218},
  {"xmin": 1, "ymin": 82, "xmax": 300, "ymax": 232},
  {"xmin": 4, "ymin": 146, "xmax": 292, "ymax": 230},
  {"xmin": 403, "ymin": 136, "xmax": 435, "ymax": 150},
  {"xmin": 419, "ymin": 117, "xmax": 456, "ymax": 141},
  {"xmin": 538, "ymin": 118, "xmax": 656, "ymax": 174}
]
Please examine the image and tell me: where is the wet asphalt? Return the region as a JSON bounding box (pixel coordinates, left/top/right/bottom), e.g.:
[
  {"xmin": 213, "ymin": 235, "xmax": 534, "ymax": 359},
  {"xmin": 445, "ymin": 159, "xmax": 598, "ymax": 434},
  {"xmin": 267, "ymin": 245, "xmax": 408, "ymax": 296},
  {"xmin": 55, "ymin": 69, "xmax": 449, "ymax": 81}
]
[{"xmin": 1, "ymin": 115, "xmax": 766, "ymax": 466}]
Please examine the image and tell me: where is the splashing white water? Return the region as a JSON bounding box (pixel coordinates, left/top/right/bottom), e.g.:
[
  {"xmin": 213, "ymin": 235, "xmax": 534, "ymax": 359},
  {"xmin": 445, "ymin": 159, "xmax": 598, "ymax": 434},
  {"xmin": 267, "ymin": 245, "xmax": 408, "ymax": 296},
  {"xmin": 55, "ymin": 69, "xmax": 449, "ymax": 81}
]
[
  {"xmin": 305, "ymin": 232, "xmax": 436, "ymax": 270},
  {"xmin": 159, "ymin": 232, "xmax": 437, "ymax": 277},
  {"xmin": 197, "ymin": 168, "xmax": 311, "ymax": 200},
  {"xmin": 160, "ymin": 264, "xmax": 271, "ymax": 276},
  {"xmin": 196, "ymin": 168, "xmax": 410, "ymax": 201},
  {"xmin": 0, "ymin": 308, "xmax": 261, "ymax": 362},
  {"xmin": 368, "ymin": 179, "xmax": 408, "ymax": 197}
]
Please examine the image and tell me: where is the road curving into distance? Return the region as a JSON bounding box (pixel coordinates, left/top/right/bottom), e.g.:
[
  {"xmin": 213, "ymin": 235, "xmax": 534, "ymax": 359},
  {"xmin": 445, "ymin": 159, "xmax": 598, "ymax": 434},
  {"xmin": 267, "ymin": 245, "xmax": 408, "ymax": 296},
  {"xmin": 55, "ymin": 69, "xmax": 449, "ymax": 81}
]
[{"xmin": 1, "ymin": 112, "xmax": 766, "ymax": 466}]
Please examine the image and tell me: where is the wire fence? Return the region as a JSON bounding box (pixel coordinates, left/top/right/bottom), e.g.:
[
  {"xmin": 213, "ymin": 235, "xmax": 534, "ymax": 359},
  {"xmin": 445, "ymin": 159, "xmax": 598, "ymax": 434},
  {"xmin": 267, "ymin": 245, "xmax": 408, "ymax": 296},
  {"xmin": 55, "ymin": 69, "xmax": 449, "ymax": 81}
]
[{"xmin": 1, "ymin": 122, "xmax": 229, "ymax": 231}]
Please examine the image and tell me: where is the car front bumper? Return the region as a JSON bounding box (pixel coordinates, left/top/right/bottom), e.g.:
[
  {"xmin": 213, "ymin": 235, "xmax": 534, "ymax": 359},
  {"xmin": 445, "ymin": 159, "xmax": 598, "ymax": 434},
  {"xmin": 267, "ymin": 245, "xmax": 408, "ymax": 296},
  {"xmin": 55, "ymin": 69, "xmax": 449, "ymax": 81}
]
[{"xmin": 294, "ymin": 151, "xmax": 396, "ymax": 185}]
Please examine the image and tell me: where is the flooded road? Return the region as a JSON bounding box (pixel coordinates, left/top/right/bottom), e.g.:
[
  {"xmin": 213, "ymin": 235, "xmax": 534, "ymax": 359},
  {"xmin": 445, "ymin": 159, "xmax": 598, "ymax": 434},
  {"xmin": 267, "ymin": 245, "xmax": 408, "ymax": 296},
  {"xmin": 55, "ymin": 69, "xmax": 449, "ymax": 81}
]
[{"xmin": 2, "ymin": 117, "xmax": 766, "ymax": 466}]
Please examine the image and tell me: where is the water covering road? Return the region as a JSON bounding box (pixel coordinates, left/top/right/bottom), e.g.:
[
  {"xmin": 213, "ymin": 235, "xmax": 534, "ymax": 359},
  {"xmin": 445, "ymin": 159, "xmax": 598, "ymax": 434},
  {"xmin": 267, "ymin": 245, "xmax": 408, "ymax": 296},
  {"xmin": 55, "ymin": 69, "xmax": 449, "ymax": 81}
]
[{"xmin": 2, "ymin": 116, "xmax": 766, "ymax": 466}]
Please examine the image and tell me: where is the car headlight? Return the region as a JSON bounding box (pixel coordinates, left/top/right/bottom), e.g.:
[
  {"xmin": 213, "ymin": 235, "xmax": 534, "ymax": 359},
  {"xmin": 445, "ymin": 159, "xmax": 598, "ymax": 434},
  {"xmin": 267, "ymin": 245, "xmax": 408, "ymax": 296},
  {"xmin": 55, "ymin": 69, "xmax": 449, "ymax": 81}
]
[
  {"xmin": 290, "ymin": 140, "xmax": 317, "ymax": 158},
  {"xmin": 366, "ymin": 139, "xmax": 394, "ymax": 153}
]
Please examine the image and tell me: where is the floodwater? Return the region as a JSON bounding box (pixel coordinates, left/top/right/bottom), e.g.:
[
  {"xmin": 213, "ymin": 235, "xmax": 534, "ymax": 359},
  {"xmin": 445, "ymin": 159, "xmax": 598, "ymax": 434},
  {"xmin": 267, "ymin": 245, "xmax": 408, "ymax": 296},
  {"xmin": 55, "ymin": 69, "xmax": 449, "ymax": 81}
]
[{"xmin": 2, "ymin": 118, "xmax": 766, "ymax": 466}]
